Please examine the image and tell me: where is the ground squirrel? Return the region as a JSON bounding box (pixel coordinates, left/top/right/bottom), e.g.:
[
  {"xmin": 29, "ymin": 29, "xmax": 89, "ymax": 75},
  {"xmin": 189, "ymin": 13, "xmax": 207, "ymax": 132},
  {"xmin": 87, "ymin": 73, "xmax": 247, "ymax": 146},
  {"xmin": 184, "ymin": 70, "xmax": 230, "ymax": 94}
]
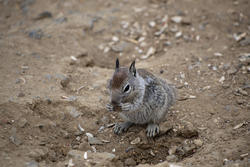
[{"xmin": 106, "ymin": 59, "xmax": 176, "ymax": 137}]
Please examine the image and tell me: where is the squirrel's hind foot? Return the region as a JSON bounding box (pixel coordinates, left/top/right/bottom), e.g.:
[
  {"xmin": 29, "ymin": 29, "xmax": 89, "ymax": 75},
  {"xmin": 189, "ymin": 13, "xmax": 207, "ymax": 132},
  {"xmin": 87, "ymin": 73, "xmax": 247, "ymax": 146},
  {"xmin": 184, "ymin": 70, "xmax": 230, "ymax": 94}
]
[
  {"xmin": 146, "ymin": 123, "xmax": 159, "ymax": 137},
  {"xmin": 114, "ymin": 121, "xmax": 133, "ymax": 135}
]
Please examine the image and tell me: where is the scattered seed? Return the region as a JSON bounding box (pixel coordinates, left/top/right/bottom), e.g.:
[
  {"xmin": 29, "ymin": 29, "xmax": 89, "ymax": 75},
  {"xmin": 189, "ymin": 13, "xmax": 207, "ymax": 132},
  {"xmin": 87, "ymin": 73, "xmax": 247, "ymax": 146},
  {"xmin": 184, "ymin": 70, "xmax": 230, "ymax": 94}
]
[
  {"xmin": 70, "ymin": 56, "xmax": 77, "ymax": 61},
  {"xmin": 219, "ymin": 76, "xmax": 225, "ymax": 83},
  {"xmin": 86, "ymin": 133, "xmax": 94, "ymax": 138},
  {"xmin": 84, "ymin": 152, "xmax": 88, "ymax": 160},
  {"xmin": 78, "ymin": 124, "xmax": 85, "ymax": 132},
  {"xmin": 171, "ymin": 16, "xmax": 182, "ymax": 23},
  {"xmin": 214, "ymin": 52, "xmax": 223, "ymax": 57}
]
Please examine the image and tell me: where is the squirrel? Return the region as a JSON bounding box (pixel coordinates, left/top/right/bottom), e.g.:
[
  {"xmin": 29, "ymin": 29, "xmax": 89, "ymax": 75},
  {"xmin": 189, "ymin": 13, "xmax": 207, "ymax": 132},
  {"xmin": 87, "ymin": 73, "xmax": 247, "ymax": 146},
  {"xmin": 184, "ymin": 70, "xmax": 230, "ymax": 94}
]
[{"xmin": 106, "ymin": 59, "xmax": 176, "ymax": 137}]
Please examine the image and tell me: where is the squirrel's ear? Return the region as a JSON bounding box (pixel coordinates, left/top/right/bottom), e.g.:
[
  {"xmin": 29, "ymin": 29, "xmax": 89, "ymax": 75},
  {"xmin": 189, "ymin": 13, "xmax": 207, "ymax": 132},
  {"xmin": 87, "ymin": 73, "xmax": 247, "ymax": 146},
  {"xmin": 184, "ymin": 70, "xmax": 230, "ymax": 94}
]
[
  {"xmin": 115, "ymin": 58, "xmax": 119, "ymax": 70},
  {"xmin": 129, "ymin": 60, "xmax": 136, "ymax": 77}
]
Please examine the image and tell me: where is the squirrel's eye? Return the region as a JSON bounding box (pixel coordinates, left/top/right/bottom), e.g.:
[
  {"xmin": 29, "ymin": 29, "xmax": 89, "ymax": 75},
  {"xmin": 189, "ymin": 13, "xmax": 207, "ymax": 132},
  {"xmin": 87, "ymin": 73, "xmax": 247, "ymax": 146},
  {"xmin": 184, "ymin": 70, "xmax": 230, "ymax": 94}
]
[{"xmin": 123, "ymin": 84, "xmax": 130, "ymax": 93}]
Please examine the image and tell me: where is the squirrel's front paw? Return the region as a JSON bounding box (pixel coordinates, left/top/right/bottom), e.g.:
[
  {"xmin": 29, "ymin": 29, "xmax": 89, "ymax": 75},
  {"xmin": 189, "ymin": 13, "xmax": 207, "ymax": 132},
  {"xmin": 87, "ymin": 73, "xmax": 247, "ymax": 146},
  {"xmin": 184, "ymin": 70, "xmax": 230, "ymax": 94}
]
[
  {"xmin": 106, "ymin": 103, "xmax": 113, "ymax": 112},
  {"xmin": 119, "ymin": 103, "xmax": 132, "ymax": 111}
]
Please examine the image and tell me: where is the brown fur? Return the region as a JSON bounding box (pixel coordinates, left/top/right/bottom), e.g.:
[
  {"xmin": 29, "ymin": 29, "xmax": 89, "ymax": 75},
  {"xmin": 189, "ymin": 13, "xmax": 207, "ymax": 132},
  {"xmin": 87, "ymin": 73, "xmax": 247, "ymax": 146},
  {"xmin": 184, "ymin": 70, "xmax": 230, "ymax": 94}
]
[{"xmin": 111, "ymin": 68, "xmax": 128, "ymax": 89}]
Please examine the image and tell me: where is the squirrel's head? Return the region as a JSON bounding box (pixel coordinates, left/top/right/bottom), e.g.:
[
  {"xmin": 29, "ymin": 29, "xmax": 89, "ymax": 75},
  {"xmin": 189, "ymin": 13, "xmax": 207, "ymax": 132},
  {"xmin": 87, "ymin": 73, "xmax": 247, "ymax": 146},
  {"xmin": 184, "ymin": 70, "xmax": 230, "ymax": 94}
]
[{"xmin": 108, "ymin": 58, "xmax": 143, "ymax": 105}]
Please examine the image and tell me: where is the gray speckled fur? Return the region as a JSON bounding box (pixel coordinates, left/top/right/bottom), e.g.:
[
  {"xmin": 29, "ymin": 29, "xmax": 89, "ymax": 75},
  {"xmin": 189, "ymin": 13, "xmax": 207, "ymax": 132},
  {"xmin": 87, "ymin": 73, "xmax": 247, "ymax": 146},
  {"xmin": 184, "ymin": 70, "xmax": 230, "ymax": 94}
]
[{"xmin": 118, "ymin": 69, "xmax": 176, "ymax": 124}]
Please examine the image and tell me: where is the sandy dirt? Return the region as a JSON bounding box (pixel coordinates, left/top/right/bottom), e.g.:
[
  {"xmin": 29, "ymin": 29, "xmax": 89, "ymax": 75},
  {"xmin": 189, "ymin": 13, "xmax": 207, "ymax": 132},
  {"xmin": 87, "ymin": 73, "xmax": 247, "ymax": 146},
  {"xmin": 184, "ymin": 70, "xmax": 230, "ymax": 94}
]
[{"xmin": 0, "ymin": 0, "xmax": 250, "ymax": 167}]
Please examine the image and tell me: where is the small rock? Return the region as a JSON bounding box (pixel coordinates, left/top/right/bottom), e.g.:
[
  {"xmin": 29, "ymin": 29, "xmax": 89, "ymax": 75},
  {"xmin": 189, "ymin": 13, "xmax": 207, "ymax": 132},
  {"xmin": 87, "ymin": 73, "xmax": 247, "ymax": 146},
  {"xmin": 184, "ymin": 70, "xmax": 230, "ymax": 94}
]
[
  {"xmin": 17, "ymin": 92, "xmax": 25, "ymax": 97},
  {"xmin": 236, "ymin": 99, "xmax": 245, "ymax": 105},
  {"xmin": 233, "ymin": 32, "xmax": 246, "ymax": 42},
  {"xmin": 166, "ymin": 155, "xmax": 178, "ymax": 162},
  {"xmin": 86, "ymin": 133, "xmax": 94, "ymax": 138},
  {"xmin": 18, "ymin": 118, "xmax": 28, "ymax": 128},
  {"xmin": 236, "ymin": 88, "xmax": 248, "ymax": 96},
  {"xmin": 28, "ymin": 148, "xmax": 48, "ymax": 160},
  {"xmin": 124, "ymin": 158, "xmax": 137, "ymax": 166},
  {"xmin": 68, "ymin": 150, "xmax": 85, "ymax": 159},
  {"xmin": 219, "ymin": 76, "xmax": 225, "ymax": 83},
  {"xmin": 177, "ymin": 122, "xmax": 198, "ymax": 138},
  {"xmin": 34, "ymin": 11, "xmax": 52, "ymax": 20},
  {"xmin": 26, "ymin": 161, "xmax": 39, "ymax": 167},
  {"xmin": 160, "ymin": 121, "xmax": 172, "ymax": 134},
  {"xmin": 112, "ymin": 36, "xmax": 119, "ymax": 42},
  {"xmin": 175, "ymin": 31, "xmax": 182, "ymax": 38},
  {"xmin": 88, "ymin": 136, "xmax": 103, "ymax": 145},
  {"xmin": 239, "ymin": 53, "xmax": 250, "ymax": 63},
  {"xmin": 155, "ymin": 24, "xmax": 168, "ymax": 36},
  {"xmin": 214, "ymin": 52, "xmax": 223, "ymax": 57},
  {"xmin": 28, "ymin": 29, "xmax": 43, "ymax": 39},
  {"xmin": 130, "ymin": 137, "xmax": 140, "ymax": 145},
  {"xmin": 141, "ymin": 47, "xmax": 155, "ymax": 59},
  {"xmin": 149, "ymin": 21, "xmax": 156, "ymax": 27},
  {"xmin": 227, "ymin": 67, "xmax": 237, "ymax": 75},
  {"xmin": 193, "ymin": 139, "xmax": 203, "ymax": 147},
  {"xmin": 171, "ymin": 16, "xmax": 182, "ymax": 23},
  {"xmin": 240, "ymin": 37, "xmax": 250, "ymax": 46},
  {"xmin": 60, "ymin": 77, "xmax": 70, "ymax": 88}
]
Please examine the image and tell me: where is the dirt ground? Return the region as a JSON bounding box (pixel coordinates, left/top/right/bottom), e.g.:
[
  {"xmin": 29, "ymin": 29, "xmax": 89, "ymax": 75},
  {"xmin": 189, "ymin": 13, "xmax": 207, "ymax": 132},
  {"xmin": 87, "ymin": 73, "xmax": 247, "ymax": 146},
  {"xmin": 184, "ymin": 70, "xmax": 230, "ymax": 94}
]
[{"xmin": 0, "ymin": 0, "xmax": 250, "ymax": 167}]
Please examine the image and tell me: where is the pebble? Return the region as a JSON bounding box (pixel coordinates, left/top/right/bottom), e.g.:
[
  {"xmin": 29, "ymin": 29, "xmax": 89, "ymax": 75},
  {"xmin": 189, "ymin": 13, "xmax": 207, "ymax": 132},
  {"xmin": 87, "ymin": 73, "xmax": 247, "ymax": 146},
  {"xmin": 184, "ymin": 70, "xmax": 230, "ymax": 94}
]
[
  {"xmin": 166, "ymin": 155, "xmax": 178, "ymax": 162},
  {"xmin": 26, "ymin": 161, "xmax": 39, "ymax": 167},
  {"xmin": 28, "ymin": 29, "xmax": 43, "ymax": 39},
  {"xmin": 240, "ymin": 37, "xmax": 250, "ymax": 46},
  {"xmin": 141, "ymin": 47, "xmax": 155, "ymax": 59},
  {"xmin": 193, "ymin": 139, "xmax": 203, "ymax": 147},
  {"xmin": 227, "ymin": 67, "xmax": 237, "ymax": 75},
  {"xmin": 112, "ymin": 36, "xmax": 119, "ymax": 42},
  {"xmin": 233, "ymin": 32, "xmax": 246, "ymax": 42},
  {"xmin": 60, "ymin": 77, "xmax": 70, "ymax": 87},
  {"xmin": 236, "ymin": 88, "xmax": 248, "ymax": 96},
  {"xmin": 68, "ymin": 150, "xmax": 85, "ymax": 159},
  {"xmin": 149, "ymin": 21, "xmax": 156, "ymax": 27},
  {"xmin": 219, "ymin": 76, "xmax": 225, "ymax": 83},
  {"xmin": 124, "ymin": 158, "xmax": 137, "ymax": 166},
  {"xmin": 239, "ymin": 53, "xmax": 250, "ymax": 64},
  {"xmin": 88, "ymin": 136, "xmax": 103, "ymax": 145},
  {"xmin": 214, "ymin": 52, "xmax": 223, "ymax": 57},
  {"xmin": 171, "ymin": 16, "xmax": 182, "ymax": 23},
  {"xmin": 28, "ymin": 148, "xmax": 48, "ymax": 159},
  {"xmin": 155, "ymin": 24, "xmax": 168, "ymax": 36},
  {"xmin": 130, "ymin": 137, "xmax": 140, "ymax": 145},
  {"xmin": 175, "ymin": 31, "xmax": 182, "ymax": 38},
  {"xmin": 34, "ymin": 11, "xmax": 52, "ymax": 20},
  {"xmin": 18, "ymin": 118, "xmax": 28, "ymax": 128}
]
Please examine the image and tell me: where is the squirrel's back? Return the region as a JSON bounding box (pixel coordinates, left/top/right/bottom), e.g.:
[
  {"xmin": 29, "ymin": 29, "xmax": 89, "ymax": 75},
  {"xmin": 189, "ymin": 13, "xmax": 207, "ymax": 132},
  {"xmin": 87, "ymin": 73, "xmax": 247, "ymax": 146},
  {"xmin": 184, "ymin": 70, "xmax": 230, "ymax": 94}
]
[{"xmin": 120, "ymin": 69, "xmax": 176, "ymax": 124}]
